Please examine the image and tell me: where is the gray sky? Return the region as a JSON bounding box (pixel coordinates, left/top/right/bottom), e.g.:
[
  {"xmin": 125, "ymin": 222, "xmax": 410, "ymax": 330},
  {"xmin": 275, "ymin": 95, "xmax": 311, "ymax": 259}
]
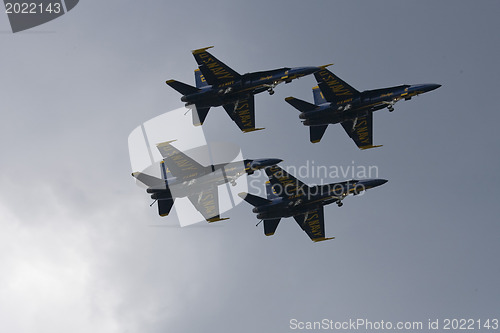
[{"xmin": 1, "ymin": 1, "xmax": 499, "ymax": 332}]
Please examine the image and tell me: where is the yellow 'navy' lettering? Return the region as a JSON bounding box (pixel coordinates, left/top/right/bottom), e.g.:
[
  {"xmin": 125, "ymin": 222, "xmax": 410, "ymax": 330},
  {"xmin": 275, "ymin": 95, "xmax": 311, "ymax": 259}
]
[
  {"xmin": 172, "ymin": 154, "xmax": 198, "ymax": 171},
  {"xmin": 236, "ymin": 101, "xmax": 252, "ymax": 128},
  {"xmin": 307, "ymin": 213, "xmax": 322, "ymax": 236},
  {"xmin": 200, "ymin": 192, "xmax": 216, "ymax": 216},
  {"xmin": 355, "ymin": 119, "xmax": 370, "ymax": 144},
  {"xmin": 198, "ymin": 52, "xmax": 234, "ymax": 80},
  {"xmin": 318, "ymin": 70, "xmax": 353, "ymax": 96},
  {"xmin": 218, "ymin": 81, "xmax": 234, "ymax": 87}
]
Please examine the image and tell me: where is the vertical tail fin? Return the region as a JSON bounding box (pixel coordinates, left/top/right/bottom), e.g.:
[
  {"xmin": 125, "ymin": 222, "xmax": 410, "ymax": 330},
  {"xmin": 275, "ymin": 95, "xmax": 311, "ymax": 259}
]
[
  {"xmin": 312, "ymin": 86, "xmax": 327, "ymax": 105},
  {"xmin": 159, "ymin": 161, "xmax": 172, "ymax": 183},
  {"xmin": 194, "ymin": 69, "xmax": 209, "ymax": 88},
  {"xmin": 265, "ymin": 181, "xmax": 279, "ymax": 200}
]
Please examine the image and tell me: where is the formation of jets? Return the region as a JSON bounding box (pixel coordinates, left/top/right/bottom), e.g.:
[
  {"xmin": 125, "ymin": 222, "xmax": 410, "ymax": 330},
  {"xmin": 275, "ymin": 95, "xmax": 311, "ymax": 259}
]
[
  {"xmin": 133, "ymin": 140, "xmax": 281, "ymax": 222},
  {"xmin": 167, "ymin": 46, "xmax": 328, "ymax": 132},
  {"xmin": 132, "ymin": 47, "xmax": 440, "ymax": 242}
]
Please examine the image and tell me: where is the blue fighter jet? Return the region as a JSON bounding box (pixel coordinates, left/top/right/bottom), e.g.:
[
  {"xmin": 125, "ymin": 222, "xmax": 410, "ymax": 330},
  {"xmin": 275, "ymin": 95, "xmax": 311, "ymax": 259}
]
[
  {"xmin": 285, "ymin": 67, "xmax": 441, "ymax": 149},
  {"xmin": 133, "ymin": 140, "xmax": 282, "ymax": 222},
  {"xmin": 166, "ymin": 46, "xmax": 329, "ymax": 133},
  {"xmin": 239, "ymin": 165, "xmax": 387, "ymax": 242}
]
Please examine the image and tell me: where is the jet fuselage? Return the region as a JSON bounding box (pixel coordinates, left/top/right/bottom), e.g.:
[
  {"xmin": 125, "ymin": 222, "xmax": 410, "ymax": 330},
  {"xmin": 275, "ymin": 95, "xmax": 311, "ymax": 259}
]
[
  {"xmin": 300, "ymin": 83, "xmax": 441, "ymax": 126},
  {"xmin": 252, "ymin": 178, "xmax": 387, "ymax": 219},
  {"xmin": 181, "ymin": 66, "xmax": 320, "ymax": 107},
  {"xmin": 146, "ymin": 158, "xmax": 282, "ymax": 200}
]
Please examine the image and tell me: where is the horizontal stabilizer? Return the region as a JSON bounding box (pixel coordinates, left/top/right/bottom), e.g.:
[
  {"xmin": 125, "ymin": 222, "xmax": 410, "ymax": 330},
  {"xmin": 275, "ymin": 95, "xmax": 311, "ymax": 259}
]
[
  {"xmin": 264, "ymin": 218, "xmax": 281, "ymax": 236},
  {"xmin": 158, "ymin": 198, "xmax": 175, "ymax": 217},
  {"xmin": 238, "ymin": 192, "xmax": 271, "ymax": 207},
  {"xmin": 132, "ymin": 172, "xmax": 164, "ymax": 187},
  {"xmin": 193, "ymin": 105, "xmax": 211, "ymax": 126},
  {"xmin": 166, "ymin": 79, "xmax": 200, "ymax": 96},
  {"xmin": 285, "ymin": 97, "xmax": 317, "ymax": 112},
  {"xmin": 310, "ymin": 125, "xmax": 328, "ymax": 143}
]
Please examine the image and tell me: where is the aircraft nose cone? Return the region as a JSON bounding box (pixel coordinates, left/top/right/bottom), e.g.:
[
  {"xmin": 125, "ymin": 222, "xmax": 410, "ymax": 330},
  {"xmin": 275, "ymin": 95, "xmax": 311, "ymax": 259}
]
[
  {"xmin": 412, "ymin": 83, "xmax": 441, "ymax": 93},
  {"xmin": 425, "ymin": 83, "xmax": 441, "ymax": 92},
  {"xmin": 377, "ymin": 179, "xmax": 388, "ymax": 186},
  {"xmin": 261, "ymin": 158, "xmax": 283, "ymax": 167},
  {"xmin": 372, "ymin": 179, "xmax": 388, "ymax": 187},
  {"xmin": 359, "ymin": 178, "xmax": 388, "ymax": 188}
]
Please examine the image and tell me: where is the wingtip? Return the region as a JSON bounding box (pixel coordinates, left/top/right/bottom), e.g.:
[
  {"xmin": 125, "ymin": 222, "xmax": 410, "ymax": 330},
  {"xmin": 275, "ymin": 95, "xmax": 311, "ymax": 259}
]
[
  {"xmin": 207, "ymin": 217, "xmax": 229, "ymax": 223},
  {"xmin": 359, "ymin": 144, "xmax": 383, "ymax": 150},
  {"xmin": 284, "ymin": 96, "xmax": 295, "ymax": 101},
  {"xmin": 238, "ymin": 192, "xmax": 248, "ymax": 199},
  {"xmin": 313, "ymin": 236, "xmax": 335, "ymax": 242},
  {"xmin": 192, "ymin": 46, "xmax": 214, "ymax": 54},
  {"xmin": 319, "ymin": 63, "xmax": 334, "ymax": 69},
  {"xmin": 243, "ymin": 127, "xmax": 265, "ymax": 133},
  {"xmin": 156, "ymin": 140, "xmax": 177, "ymax": 147},
  {"xmin": 165, "ymin": 79, "xmax": 175, "ymax": 84}
]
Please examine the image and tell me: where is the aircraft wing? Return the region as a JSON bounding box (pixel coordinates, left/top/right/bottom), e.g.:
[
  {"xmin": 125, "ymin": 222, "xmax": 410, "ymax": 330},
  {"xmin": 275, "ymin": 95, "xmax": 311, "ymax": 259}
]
[
  {"xmin": 265, "ymin": 165, "xmax": 309, "ymax": 200},
  {"xmin": 192, "ymin": 46, "xmax": 241, "ymax": 85},
  {"xmin": 223, "ymin": 96, "xmax": 263, "ymax": 132},
  {"xmin": 314, "ymin": 68, "xmax": 359, "ymax": 103},
  {"xmin": 187, "ymin": 185, "xmax": 228, "ymax": 222},
  {"xmin": 156, "ymin": 141, "xmax": 209, "ymax": 180},
  {"xmin": 340, "ymin": 112, "xmax": 382, "ymax": 150},
  {"xmin": 293, "ymin": 207, "xmax": 334, "ymax": 242}
]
